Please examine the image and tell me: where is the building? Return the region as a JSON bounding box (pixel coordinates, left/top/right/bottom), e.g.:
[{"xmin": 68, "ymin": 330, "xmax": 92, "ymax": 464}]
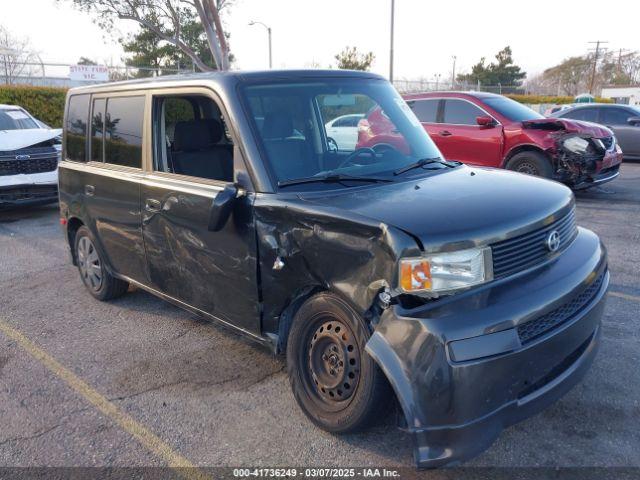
[{"xmin": 600, "ymin": 86, "xmax": 640, "ymax": 106}]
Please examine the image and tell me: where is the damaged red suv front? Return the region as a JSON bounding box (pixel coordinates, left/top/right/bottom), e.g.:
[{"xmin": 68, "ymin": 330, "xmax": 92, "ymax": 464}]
[
  {"xmin": 520, "ymin": 117, "xmax": 623, "ymax": 188},
  {"xmin": 359, "ymin": 92, "xmax": 623, "ymax": 188}
]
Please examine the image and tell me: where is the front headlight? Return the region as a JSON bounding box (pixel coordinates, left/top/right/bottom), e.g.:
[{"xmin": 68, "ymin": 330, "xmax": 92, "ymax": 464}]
[
  {"xmin": 562, "ymin": 136, "xmax": 590, "ymax": 154},
  {"xmin": 399, "ymin": 247, "xmax": 493, "ymax": 295}
]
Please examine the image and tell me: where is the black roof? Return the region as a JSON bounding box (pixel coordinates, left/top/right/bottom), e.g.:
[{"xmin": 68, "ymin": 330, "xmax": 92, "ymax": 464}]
[{"xmin": 80, "ymin": 69, "xmax": 386, "ymax": 89}]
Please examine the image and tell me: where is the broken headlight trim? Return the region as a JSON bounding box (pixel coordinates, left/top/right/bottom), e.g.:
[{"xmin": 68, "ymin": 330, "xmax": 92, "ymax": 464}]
[
  {"xmin": 562, "ymin": 136, "xmax": 590, "ymax": 155},
  {"xmin": 399, "ymin": 247, "xmax": 493, "ymax": 294}
]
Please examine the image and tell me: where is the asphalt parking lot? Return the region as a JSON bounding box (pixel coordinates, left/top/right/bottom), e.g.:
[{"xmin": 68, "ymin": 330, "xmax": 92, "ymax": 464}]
[{"xmin": 0, "ymin": 164, "xmax": 639, "ymax": 474}]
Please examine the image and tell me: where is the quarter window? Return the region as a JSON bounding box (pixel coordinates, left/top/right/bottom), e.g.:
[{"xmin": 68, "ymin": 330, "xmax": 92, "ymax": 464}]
[
  {"xmin": 104, "ymin": 96, "xmax": 145, "ymax": 169},
  {"xmin": 442, "ymin": 99, "xmax": 484, "ymax": 125},
  {"xmin": 65, "ymin": 94, "xmax": 90, "ymax": 162},
  {"xmin": 409, "ymin": 99, "xmax": 438, "ymax": 123}
]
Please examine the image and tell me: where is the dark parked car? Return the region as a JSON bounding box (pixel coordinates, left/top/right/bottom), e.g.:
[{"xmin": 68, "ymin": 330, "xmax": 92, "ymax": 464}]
[
  {"xmin": 59, "ymin": 71, "xmax": 608, "ymax": 468},
  {"xmin": 551, "ymin": 103, "xmax": 640, "ymax": 161},
  {"xmin": 357, "ymin": 92, "xmax": 623, "ymax": 188}
]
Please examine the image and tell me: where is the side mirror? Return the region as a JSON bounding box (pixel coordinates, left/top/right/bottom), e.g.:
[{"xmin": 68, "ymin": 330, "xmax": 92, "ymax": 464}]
[
  {"xmin": 208, "ymin": 184, "xmax": 238, "ymax": 232},
  {"xmin": 476, "ymin": 115, "xmax": 495, "ymax": 127},
  {"xmin": 627, "ymin": 116, "xmax": 640, "ymax": 126}
]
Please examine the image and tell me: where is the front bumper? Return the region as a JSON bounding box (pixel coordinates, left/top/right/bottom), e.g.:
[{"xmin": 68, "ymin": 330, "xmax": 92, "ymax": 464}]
[
  {"xmin": 0, "ymin": 170, "xmax": 58, "ymax": 206},
  {"xmin": 366, "ymin": 227, "xmax": 607, "ymax": 468},
  {"xmin": 576, "ymin": 149, "xmax": 623, "ymax": 189}
]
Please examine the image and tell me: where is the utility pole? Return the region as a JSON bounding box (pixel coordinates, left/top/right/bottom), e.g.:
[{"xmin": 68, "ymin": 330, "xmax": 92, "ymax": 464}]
[
  {"xmin": 389, "ymin": 0, "xmax": 395, "ymax": 83},
  {"xmin": 588, "ymin": 40, "xmax": 608, "ymax": 95},
  {"xmin": 451, "ymin": 55, "xmax": 457, "ymax": 90}
]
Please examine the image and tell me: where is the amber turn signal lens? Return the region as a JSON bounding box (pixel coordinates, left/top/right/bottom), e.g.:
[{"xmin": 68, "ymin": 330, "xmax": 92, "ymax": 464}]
[{"xmin": 400, "ymin": 259, "xmax": 432, "ymax": 292}]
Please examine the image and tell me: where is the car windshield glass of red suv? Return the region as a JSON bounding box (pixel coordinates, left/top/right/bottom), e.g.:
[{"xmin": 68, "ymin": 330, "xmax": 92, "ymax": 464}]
[
  {"xmin": 483, "ymin": 96, "xmax": 544, "ymax": 122},
  {"xmin": 0, "ymin": 109, "xmax": 39, "ymax": 130},
  {"xmin": 241, "ymin": 78, "xmax": 446, "ymax": 189}
]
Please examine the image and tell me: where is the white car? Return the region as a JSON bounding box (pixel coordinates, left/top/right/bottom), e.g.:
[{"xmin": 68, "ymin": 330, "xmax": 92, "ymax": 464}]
[
  {"xmin": 324, "ymin": 114, "xmax": 363, "ymax": 151},
  {"xmin": 0, "ymin": 105, "xmax": 61, "ymax": 207}
]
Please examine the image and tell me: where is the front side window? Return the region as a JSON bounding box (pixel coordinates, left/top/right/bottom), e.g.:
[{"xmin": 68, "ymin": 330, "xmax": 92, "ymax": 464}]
[
  {"xmin": 601, "ymin": 108, "xmax": 633, "ymax": 125},
  {"xmin": 152, "ymin": 94, "xmax": 233, "ymax": 183},
  {"xmin": 442, "ymin": 99, "xmax": 485, "ymax": 125},
  {"xmin": 242, "ymin": 78, "xmax": 444, "ymax": 188},
  {"xmin": 65, "ymin": 94, "xmax": 90, "ymax": 162},
  {"xmin": 104, "ymin": 96, "xmax": 145, "ymax": 169},
  {"xmin": 408, "ymin": 99, "xmax": 439, "ymax": 123},
  {"xmin": 562, "ymin": 108, "xmax": 598, "ymax": 123}
]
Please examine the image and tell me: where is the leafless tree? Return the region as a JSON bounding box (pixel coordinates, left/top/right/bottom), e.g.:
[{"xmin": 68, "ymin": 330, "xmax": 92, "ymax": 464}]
[
  {"xmin": 0, "ymin": 25, "xmax": 40, "ymax": 84},
  {"xmin": 62, "ymin": 0, "xmax": 232, "ymax": 71}
]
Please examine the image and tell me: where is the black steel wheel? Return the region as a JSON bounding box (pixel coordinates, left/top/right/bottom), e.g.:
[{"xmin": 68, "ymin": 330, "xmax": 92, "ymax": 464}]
[{"xmin": 287, "ymin": 292, "xmax": 391, "ymax": 433}]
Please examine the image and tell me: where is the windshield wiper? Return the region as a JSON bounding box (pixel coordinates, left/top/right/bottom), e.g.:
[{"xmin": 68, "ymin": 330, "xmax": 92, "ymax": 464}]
[
  {"xmin": 393, "ymin": 157, "xmax": 456, "ymax": 175},
  {"xmin": 278, "ymin": 173, "xmax": 393, "ymax": 188}
]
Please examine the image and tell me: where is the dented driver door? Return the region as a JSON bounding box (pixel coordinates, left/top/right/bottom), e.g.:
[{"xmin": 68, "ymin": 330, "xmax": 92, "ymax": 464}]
[{"xmin": 140, "ymin": 174, "xmax": 262, "ymax": 335}]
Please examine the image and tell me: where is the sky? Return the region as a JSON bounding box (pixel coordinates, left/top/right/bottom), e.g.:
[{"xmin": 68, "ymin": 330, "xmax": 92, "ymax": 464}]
[{"xmin": 2, "ymin": 0, "xmax": 638, "ymax": 81}]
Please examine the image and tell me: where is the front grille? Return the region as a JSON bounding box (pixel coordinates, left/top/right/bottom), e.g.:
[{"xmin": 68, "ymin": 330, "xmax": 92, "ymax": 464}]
[
  {"xmin": 0, "ymin": 147, "xmax": 59, "ymax": 176},
  {"xmin": 517, "ymin": 272, "xmax": 605, "ymax": 345},
  {"xmin": 491, "ymin": 208, "xmax": 577, "ymax": 279},
  {"xmin": 0, "ymin": 184, "xmax": 58, "ymax": 203}
]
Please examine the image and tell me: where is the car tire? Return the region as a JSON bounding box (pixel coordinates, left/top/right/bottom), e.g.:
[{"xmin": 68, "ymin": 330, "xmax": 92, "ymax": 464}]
[
  {"xmin": 286, "ymin": 292, "xmax": 392, "ymax": 433},
  {"xmin": 506, "ymin": 151, "xmax": 554, "ymax": 179},
  {"xmin": 74, "ymin": 226, "xmax": 128, "ymax": 301}
]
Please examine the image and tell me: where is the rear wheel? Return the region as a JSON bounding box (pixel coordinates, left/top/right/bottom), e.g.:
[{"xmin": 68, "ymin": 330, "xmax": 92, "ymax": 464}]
[
  {"xmin": 75, "ymin": 226, "xmax": 128, "ymax": 301},
  {"xmin": 506, "ymin": 151, "xmax": 554, "ymax": 179},
  {"xmin": 286, "ymin": 293, "xmax": 391, "ymax": 433}
]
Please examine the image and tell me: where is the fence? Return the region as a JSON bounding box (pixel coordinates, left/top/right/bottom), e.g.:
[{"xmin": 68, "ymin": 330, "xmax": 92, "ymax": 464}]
[
  {"xmin": 2, "ymin": 61, "xmax": 196, "ymax": 88},
  {"xmin": 392, "ymin": 78, "xmax": 527, "ymax": 95}
]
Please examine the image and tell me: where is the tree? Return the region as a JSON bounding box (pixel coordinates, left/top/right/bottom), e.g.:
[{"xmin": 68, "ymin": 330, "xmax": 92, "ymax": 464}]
[
  {"xmin": 78, "ymin": 56, "xmax": 98, "ymax": 65},
  {"xmin": 61, "ymin": 0, "xmax": 232, "ymax": 71},
  {"xmin": 335, "ymin": 47, "xmax": 374, "ymax": 71},
  {"xmin": 542, "ymin": 56, "xmax": 592, "ymax": 96},
  {"xmin": 457, "ymin": 46, "xmax": 526, "ymax": 86},
  {"xmin": 0, "ymin": 25, "xmax": 39, "ymax": 84}
]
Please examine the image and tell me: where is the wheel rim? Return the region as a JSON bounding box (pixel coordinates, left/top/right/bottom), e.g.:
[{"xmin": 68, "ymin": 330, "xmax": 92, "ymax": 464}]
[
  {"xmin": 307, "ymin": 317, "xmax": 360, "ymax": 405},
  {"xmin": 77, "ymin": 236, "xmax": 103, "ymax": 291},
  {"xmin": 516, "ymin": 161, "xmax": 539, "ymax": 175}
]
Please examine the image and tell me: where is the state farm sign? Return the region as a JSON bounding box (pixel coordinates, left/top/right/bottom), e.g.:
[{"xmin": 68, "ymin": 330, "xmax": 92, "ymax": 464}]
[{"xmin": 69, "ymin": 65, "xmax": 109, "ymax": 82}]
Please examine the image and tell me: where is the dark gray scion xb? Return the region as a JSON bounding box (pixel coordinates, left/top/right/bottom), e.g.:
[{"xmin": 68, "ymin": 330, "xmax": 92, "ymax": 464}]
[{"xmin": 58, "ymin": 70, "xmax": 608, "ymax": 468}]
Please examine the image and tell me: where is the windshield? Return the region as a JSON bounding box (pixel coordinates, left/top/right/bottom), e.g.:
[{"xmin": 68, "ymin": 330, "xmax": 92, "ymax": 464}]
[
  {"xmin": 241, "ymin": 78, "xmax": 445, "ymax": 188},
  {"xmin": 483, "ymin": 96, "xmax": 544, "ymax": 122},
  {"xmin": 0, "ymin": 109, "xmax": 39, "ymax": 130}
]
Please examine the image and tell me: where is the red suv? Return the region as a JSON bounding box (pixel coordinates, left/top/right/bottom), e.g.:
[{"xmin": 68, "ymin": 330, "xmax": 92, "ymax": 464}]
[{"xmin": 357, "ymin": 92, "xmax": 623, "ymax": 188}]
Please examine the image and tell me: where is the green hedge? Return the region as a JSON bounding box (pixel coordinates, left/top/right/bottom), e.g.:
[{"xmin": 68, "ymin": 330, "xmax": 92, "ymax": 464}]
[
  {"xmin": 0, "ymin": 85, "xmax": 68, "ymax": 128},
  {"xmin": 506, "ymin": 94, "xmax": 613, "ymax": 105}
]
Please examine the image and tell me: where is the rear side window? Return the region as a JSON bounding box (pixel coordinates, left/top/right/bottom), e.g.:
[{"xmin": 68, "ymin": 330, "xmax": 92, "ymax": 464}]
[
  {"xmin": 91, "ymin": 98, "xmax": 106, "ymax": 162},
  {"xmin": 443, "ymin": 99, "xmax": 484, "ymax": 125},
  {"xmin": 104, "ymin": 96, "xmax": 145, "ymax": 168},
  {"xmin": 66, "ymin": 94, "xmax": 90, "ymax": 162},
  {"xmin": 409, "ymin": 99, "xmax": 438, "ymax": 123}
]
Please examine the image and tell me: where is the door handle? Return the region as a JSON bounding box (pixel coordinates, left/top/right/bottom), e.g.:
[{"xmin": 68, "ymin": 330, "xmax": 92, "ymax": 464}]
[
  {"xmin": 439, "ymin": 130, "xmax": 453, "ymax": 137},
  {"xmin": 84, "ymin": 184, "xmax": 95, "ymax": 196},
  {"xmin": 145, "ymin": 198, "xmax": 162, "ymax": 213}
]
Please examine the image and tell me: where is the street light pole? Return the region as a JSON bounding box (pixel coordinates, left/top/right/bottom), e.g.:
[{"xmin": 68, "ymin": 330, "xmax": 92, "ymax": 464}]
[
  {"xmin": 389, "ymin": 0, "xmax": 395, "ymax": 83},
  {"xmin": 249, "ymin": 21, "xmax": 272, "ymax": 69}
]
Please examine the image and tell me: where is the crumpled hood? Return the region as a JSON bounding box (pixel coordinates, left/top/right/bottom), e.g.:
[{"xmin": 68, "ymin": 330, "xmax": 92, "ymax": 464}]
[
  {"xmin": 299, "ymin": 166, "xmax": 574, "ymax": 252},
  {"xmin": 522, "ymin": 118, "xmax": 612, "ymax": 137},
  {"xmin": 0, "ymin": 128, "xmax": 62, "ymax": 151}
]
